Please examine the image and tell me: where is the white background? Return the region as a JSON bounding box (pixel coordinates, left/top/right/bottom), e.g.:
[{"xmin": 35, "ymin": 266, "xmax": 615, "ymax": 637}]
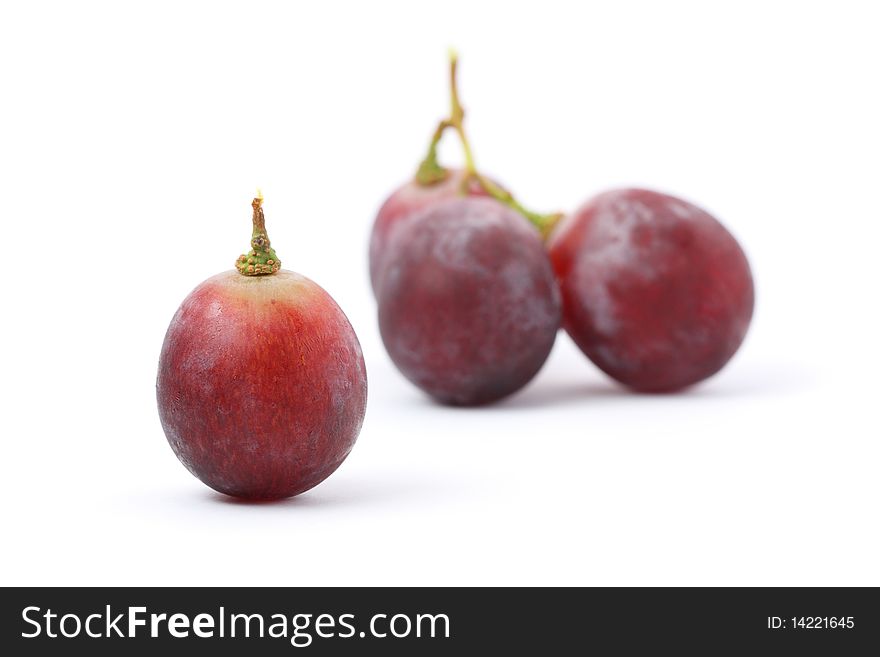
[{"xmin": 2, "ymin": 1, "xmax": 878, "ymax": 586}]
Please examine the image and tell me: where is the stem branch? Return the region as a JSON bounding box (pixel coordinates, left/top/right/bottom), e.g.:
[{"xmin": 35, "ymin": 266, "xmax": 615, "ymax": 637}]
[
  {"xmin": 446, "ymin": 51, "xmax": 561, "ymax": 239},
  {"xmin": 415, "ymin": 119, "xmax": 454, "ymax": 185}
]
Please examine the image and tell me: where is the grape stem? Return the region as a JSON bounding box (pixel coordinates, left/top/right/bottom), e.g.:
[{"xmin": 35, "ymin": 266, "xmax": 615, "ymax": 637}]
[
  {"xmin": 415, "ymin": 119, "xmax": 453, "ymax": 185},
  {"xmin": 414, "ymin": 51, "xmax": 562, "ymax": 240},
  {"xmin": 235, "ymin": 193, "xmax": 281, "ymax": 276}
]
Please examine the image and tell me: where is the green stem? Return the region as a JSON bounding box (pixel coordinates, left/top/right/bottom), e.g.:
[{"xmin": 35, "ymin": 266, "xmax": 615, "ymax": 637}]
[
  {"xmin": 415, "ymin": 119, "xmax": 454, "ymax": 185},
  {"xmin": 235, "ymin": 192, "xmax": 281, "ymax": 276},
  {"xmin": 446, "ymin": 51, "xmax": 562, "ymax": 240},
  {"xmin": 448, "ymin": 50, "xmax": 477, "ymax": 175}
]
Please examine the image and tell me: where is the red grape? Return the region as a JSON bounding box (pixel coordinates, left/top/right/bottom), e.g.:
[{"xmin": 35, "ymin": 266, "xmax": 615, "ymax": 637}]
[
  {"xmin": 549, "ymin": 188, "xmax": 754, "ymax": 391},
  {"xmin": 157, "ymin": 197, "xmax": 367, "ymax": 499},
  {"xmin": 378, "ymin": 197, "xmax": 560, "ymax": 405}
]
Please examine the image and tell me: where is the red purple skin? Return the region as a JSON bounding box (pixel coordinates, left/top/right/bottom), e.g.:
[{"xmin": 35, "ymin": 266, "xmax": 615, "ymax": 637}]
[
  {"xmin": 369, "ymin": 169, "xmax": 491, "ymax": 294},
  {"xmin": 157, "ymin": 270, "xmax": 367, "ymax": 500},
  {"xmin": 548, "ymin": 188, "xmax": 754, "ymax": 392},
  {"xmin": 378, "ymin": 196, "xmax": 561, "ymax": 406}
]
